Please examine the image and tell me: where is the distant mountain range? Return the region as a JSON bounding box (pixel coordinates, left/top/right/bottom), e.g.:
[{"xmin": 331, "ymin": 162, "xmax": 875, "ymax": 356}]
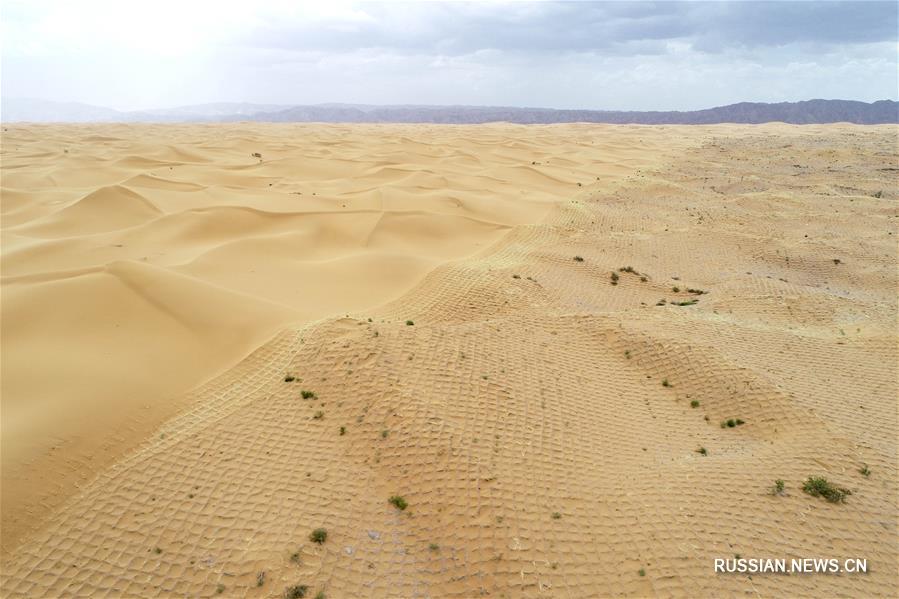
[{"xmin": 2, "ymin": 98, "xmax": 897, "ymax": 125}]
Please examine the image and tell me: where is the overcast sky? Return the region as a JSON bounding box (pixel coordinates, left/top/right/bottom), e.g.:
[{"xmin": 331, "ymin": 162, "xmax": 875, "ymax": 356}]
[{"xmin": 2, "ymin": 0, "xmax": 897, "ymax": 111}]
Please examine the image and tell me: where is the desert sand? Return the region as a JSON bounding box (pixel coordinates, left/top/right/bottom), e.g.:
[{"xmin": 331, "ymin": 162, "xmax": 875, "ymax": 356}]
[{"xmin": 1, "ymin": 123, "xmax": 896, "ymax": 597}]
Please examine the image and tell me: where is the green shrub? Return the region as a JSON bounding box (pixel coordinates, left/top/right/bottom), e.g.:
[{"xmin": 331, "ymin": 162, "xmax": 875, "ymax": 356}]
[
  {"xmin": 406, "ymin": 320, "xmax": 414, "ymax": 326},
  {"xmin": 301, "ymin": 390, "xmax": 316, "ymax": 400},
  {"xmin": 389, "ymin": 495, "xmax": 408, "ymax": 510},
  {"xmin": 770, "ymin": 479, "xmax": 786, "ymax": 496},
  {"xmin": 802, "ymin": 476, "xmax": 851, "ymax": 503},
  {"xmin": 309, "ymin": 528, "xmax": 327, "ymax": 544},
  {"xmin": 284, "ymin": 585, "xmax": 308, "ymax": 599}
]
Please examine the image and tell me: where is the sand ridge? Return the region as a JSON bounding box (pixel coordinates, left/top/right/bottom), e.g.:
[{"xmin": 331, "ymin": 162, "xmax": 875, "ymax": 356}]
[{"xmin": 1, "ymin": 124, "xmax": 896, "ymax": 597}]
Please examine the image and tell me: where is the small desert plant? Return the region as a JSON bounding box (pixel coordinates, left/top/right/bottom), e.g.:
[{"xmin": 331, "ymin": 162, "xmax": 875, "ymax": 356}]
[
  {"xmin": 640, "ymin": 276, "xmax": 648, "ymax": 282},
  {"xmin": 726, "ymin": 419, "xmax": 736, "ymax": 427},
  {"xmin": 573, "ymin": 255, "xmax": 584, "ymax": 262},
  {"xmin": 406, "ymin": 320, "xmax": 414, "ymax": 326},
  {"xmin": 290, "ymin": 551, "xmax": 301, "ymax": 563},
  {"xmin": 512, "ymin": 274, "xmax": 520, "ymax": 279},
  {"xmin": 802, "ymin": 476, "xmax": 851, "ymax": 503},
  {"xmin": 690, "ymin": 400, "xmax": 699, "ymax": 408},
  {"xmin": 661, "ymin": 379, "xmax": 671, "ymax": 388},
  {"xmin": 285, "ymin": 374, "xmax": 296, "ymax": 382},
  {"xmin": 672, "ymin": 286, "xmax": 680, "ymax": 293},
  {"xmin": 859, "ymin": 465, "xmax": 870, "ymax": 477},
  {"xmin": 619, "ymin": 266, "xmax": 636, "ymax": 274},
  {"xmin": 389, "ymin": 495, "xmax": 408, "ymax": 510},
  {"xmin": 770, "ymin": 479, "xmax": 786, "ymax": 496},
  {"xmin": 381, "ymin": 429, "xmax": 389, "ymax": 439},
  {"xmin": 309, "ymin": 528, "xmax": 327, "ymax": 544},
  {"xmin": 257, "ymin": 572, "xmax": 266, "ymax": 587},
  {"xmin": 551, "ymin": 511, "xmax": 562, "ymax": 519},
  {"xmin": 638, "ymin": 568, "xmax": 646, "ymax": 577},
  {"xmin": 656, "ymin": 299, "xmax": 666, "ymax": 306},
  {"xmin": 154, "ymin": 547, "xmax": 162, "ymax": 554},
  {"xmin": 873, "ymin": 190, "xmax": 883, "ymax": 198},
  {"xmin": 697, "ymin": 447, "xmax": 707, "ymax": 456},
  {"xmin": 673, "ymin": 299, "xmax": 698, "ymax": 306},
  {"xmin": 252, "ymin": 152, "xmax": 262, "ymax": 158},
  {"xmin": 429, "ymin": 543, "xmax": 439, "ymax": 551},
  {"xmin": 313, "ymin": 411, "xmax": 324, "ymax": 420},
  {"xmin": 687, "ymin": 288, "xmax": 706, "ymax": 295},
  {"xmin": 216, "ymin": 583, "xmax": 225, "ymax": 594},
  {"xmin": 610, "ymin": 272, "xmax": 619, "ymax": 285},
  {"xmin": 339, "ymin": 426, "xmax": 346, "ymax": 436},
  {"xmin": 315, "ymin": 592, "xmax": 325, "ymax": 599},
  {"xmin": 301, "ymin": 390, "xmax": 316, "ymax": 400},
  {"xmin": 284, "ymin": 585, "xmax": 308, "ymax": 599},
  {"xmin": 624, "ymin": 350, "xmax": 631, "ymax": 359}
]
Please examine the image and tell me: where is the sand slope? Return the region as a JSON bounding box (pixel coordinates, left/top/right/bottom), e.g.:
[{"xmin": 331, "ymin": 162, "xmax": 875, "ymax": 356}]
[{"xmin": 1, "ymin": 124, "xmax": 896, "ymax": 597}]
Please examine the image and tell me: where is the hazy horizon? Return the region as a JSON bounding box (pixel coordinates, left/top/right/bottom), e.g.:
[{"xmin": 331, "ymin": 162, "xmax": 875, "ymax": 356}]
[{"xmin": 2, "ymin": 1, "xmax": 897, "ymax": 112}]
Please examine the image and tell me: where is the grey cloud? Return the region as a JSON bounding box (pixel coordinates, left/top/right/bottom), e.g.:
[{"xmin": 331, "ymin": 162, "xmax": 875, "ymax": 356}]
[{"xmin": 237, "ymin": 2, "xmax": 897, "ymax": 56}]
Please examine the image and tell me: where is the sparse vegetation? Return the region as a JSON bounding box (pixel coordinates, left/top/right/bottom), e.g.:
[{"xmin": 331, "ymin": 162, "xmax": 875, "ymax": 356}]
[
  {"xmin": 672, "ymin": 286, "xmax": 680, "ymax": 293},
  {"xmin": 624, "ymin": 350, "xmax": 631, "ymax": 359},
  {"xmin": 656, "ymin": 299, "xmax": 666, "ymax": 306},
  {"xmin": 429, "ymin": 543, "xmax": 440, "ymax": 551},
  {"xmin": 638, "ymin": 568, "xmax": 646, "ymax": 577},
  {"xmin": 619, "ymin": 266, "xmax": 636, "ymax": 274},
  {"xmin": 859, "ymin": 465, "xmax": 870, "ymax": 477},
  {"xmin": 686, "ymin": 288, "xmax": 706, "ymax": 295},
  {"xmin": 309, "ymin": 528, "xmax": 327, "ymax": 544},
  {"xmin": 697, "ymin": 447, "xmax": 707, "ymax": 456},
  {"xmin": 406, "ymin": 320, "xmax": 414, "ymax": 326},
  {"xmin": 381, "ymin": 429, "xmax": 389, "ymax": 439},
  {"xmin": 551, "ymin": 511, "xmax": 562, "ymax": 519},
  {"xmin": 770, "ymin": 479, "xmax": 786, "ymax": 496},
  {"xmin": 301, "ymin": 390, "xmax": 316, "ymax": 400},
  {"xmin": 661, "ymin": 379, "xmax": 671, "ymax": 388},
  {"xmin": 154, "ymin": 547, "xmax": 162, "ymax": 554},
  {"xmin": 285, "ymin": 374, "xmax": 296, "ymax": 382},
  {"xmin": 802, "ymin": 476, "xmax": 851, "ymax": 503},
  {"xmin": 640, "ymin": 276, "xmax": 648, "ymax": 282},
  {"xmin": 573, "ymin": 255, "xmax": 584, "ymax": 262},
  {"xmin": 315, "ymin": 592, "xmax": 325, "ymax": 599},
  {"xmin": 313, "ymin": 411, "xmax": 324, "ymax": 420},
  {"xmin": 216, "ymin": 584, "xmax": 225, "ymax": 594},
  {"xmin": 389, "ymin": 495, "xmax": 408, "ymax": 510},
  {"xmin": 284, "ymin": 585, "xmax": 308, "ymax": 599},
  {"xmin": 690, "ymin": 400, "xmax": 700, "ymax": 408},
  {"xmin": 339, "ymin": 426, "xmax": 346, "ymax": 436},
  {"xmin": 290, "ymin": 551, "xmax": 301, "ymax": 563},
  {"xmin": 512, "ymin": 274, "xmax": 520, "ymax": 279},
  {"xmin": 252, "ymin": 152, "xmax": 262, "ymax": 158},
  {"xmin": 257, "ymin": 572, "xmax": 266, "ymax": 587},
  {"xmin": 673, "ymin": 299, "xmax": 698, "ymax": 306},
  {"xmin": 610, "ymin": 272, "xmax": 619, "ymax": 285}
]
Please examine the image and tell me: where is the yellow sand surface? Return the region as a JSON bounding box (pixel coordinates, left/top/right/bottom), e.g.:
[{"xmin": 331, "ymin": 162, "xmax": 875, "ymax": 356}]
[{"xmin": 1, "ymin": 123, "xmax": 896, "ymax": 597}]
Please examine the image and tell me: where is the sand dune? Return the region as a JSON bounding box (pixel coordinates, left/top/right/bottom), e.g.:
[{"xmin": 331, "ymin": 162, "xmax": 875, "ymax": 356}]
[
  {"xmin": 1, "ymin": 123, "xmax": 896, "ymax": 597},
  {"xmin": 1, "ymin": 123, "xmax": 692, "ymax": 556}
]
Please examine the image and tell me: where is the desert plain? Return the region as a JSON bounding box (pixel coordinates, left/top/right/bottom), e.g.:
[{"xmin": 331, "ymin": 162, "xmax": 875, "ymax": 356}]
[{"xmin": 0, "ymin": 123, "xmax": 896, "ymax": 597}]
